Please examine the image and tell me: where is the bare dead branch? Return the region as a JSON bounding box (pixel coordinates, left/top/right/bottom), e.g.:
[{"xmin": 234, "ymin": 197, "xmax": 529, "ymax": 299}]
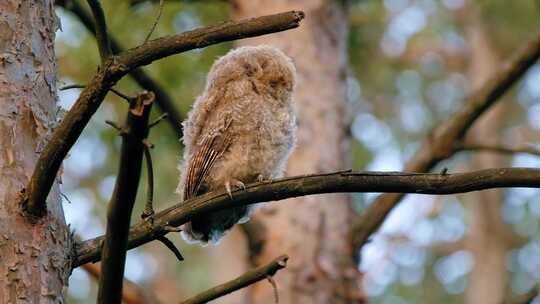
[
  {"xmin": 57, "ymin": 0, "xmax": 184, "ymax": 138},
  {"xmin": 61, "ymin": 82, "xmax": 134, "ymax": 102},
  {"xmin": 148, "ymin": 113, "xmax": 169, "ymax": 129},
  {"xmin": 97, "ymin": 92, "xmax": 154, "ymax": 304},
  {"xmin": 456, "ymin": 142, "xmax": 540, "ymax": 157},
  {"xmin": 105, "ymin": 120, "xmax": 125, "ymax": 134},
  {"xmin": 60, "ymin": 83, "xmax": 86, "ymax": 90},
  {"xmin": 85, "ymin": 0, "xmax": 112, "ymax": 63},
  {"xmin": 349, "ymin": 30, "xmax": 540, "ymax": 258},
  {"xmin": 74, "ymin": 167, "xmax": 540, "ymax": 267},
  {"xmin": 21, "ymin": 9, "xmax": 305, "ymax": 218},
  {"xmin": 156, "ymin": 235, "xmax": 184, "ymax": 261},
  {"xmin": 118, "ymin": 11, "xmax": 305, "ymax": 69},
  {"xmin": 266, "ymin": 275, "xmax": 279, "ymax": 304},
  {"xmin": 83, "ymin": 263, "xmax": 162, "ymax": 304},
  {"xmin": 179, "ymin": 255, "xmax": 288, "ymax": 304},
  {"xmin": 110, "ymin": 88, "xmax": 134, "ymax": 102}
]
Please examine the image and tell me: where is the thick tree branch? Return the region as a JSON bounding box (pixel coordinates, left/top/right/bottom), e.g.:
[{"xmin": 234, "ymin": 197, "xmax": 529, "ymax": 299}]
[
  {"xmin": 83, "ymin": 263, "xmax": 162, "ymax": 304},
  {"xmin": 118, "ymin": 11, "xmax": 305, "ymax": 68},
  {"xmin": 349, "ymin": 30, "xmax": 540, "ymax": 257},
  {"xmin": 21, "ymin": 9, "xmax": 305, "ymax": 218},
  {"xmin": 456, "ymin": 142, "xmax": 540, "ymax": 157},
  {"xmin": 85, "ymin": 0, "xmax": 111, "ymax": 63},
  {"xmin": 179, "ymin": 255, "xmax": 288, "ymax": 304},
  {"xmin": 97, "ymin": 92, "xmax": 153, "ymax": 304},
  {"xmin": 57, "ymin": 0, "xmax": 184, "ymax": 138},
  {"xmin": 74, "ymin": 167, "xmax": 540, "ymax": 267}
]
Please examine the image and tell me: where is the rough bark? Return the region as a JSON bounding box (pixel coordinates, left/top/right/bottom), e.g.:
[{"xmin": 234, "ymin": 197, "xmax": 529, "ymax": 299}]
[
  {"xmin": 0, "ymin": 0, "xmax": 70, "ymax": 302},
  {"xmin": 231, "ymin": 1, "xmax": 362, "ymax": 303},
  {"xmin": 462, "ymin": 5, "xmax": 514, "ymax": 304}
]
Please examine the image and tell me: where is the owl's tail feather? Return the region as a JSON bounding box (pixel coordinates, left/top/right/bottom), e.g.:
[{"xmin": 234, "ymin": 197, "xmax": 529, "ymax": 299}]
[{"xmin": 181, "ymin": 206, "xmax": 252, "ymax": 245}]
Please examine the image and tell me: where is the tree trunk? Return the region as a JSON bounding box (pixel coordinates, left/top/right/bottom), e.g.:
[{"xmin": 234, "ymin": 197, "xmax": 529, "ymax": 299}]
[
  {"xmin": 0, "ymin": 1, "xmax": 69, "ymax": 302},
  {"xmin": 461, "ymin": 4, "xmax": 514, "ymax": 304},
  {"xmin": 231, "ymin": 1, "xmax": 363, "ymax": 303}
]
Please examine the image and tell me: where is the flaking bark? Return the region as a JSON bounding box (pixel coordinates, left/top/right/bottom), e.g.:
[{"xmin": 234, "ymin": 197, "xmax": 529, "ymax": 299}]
[{"xmin": 0, "ymin": 0, "xmax": 70, "ymax": 302}]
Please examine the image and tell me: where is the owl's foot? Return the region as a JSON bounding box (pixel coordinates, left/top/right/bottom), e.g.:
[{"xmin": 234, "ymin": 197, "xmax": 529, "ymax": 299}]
[
  {"xmin": 225, "ymin": 179, "xmax": 246, "ymax": 199},
  {"xmin": 257, "ymin": 174, "xmax": 273, "ymax": 183}
]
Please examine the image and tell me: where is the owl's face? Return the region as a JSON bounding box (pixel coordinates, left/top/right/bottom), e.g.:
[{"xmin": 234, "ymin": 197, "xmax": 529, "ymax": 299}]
[{"xmin": 206, "ymin": 45, "xmax": 296, "ymax": 103}]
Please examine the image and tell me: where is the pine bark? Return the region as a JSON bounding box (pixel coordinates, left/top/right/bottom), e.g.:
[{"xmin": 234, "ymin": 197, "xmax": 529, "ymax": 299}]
[
  {"xmin": 230, "ymin": 1, "xmax": 363, "ymax": 303},
  {"xmin": 0, "ymin": 1, "xmax": 70, "ymax": 302}
]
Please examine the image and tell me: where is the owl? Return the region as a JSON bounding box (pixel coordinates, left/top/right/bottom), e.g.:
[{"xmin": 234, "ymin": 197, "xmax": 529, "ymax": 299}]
[{"xmin": 177, "ymin": 45, "xmax": 297, "ymax": 244}]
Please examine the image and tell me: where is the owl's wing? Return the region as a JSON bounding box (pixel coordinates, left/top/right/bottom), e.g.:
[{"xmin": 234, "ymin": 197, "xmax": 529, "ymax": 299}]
[{"xmin": 183, "ymin": 118, "xmax": 233, "ymax": 200}]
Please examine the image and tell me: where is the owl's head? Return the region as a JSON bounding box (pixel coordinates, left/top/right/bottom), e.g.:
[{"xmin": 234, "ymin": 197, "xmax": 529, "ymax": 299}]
[{"xmin": 206, "ymin": 45, "xmax": 297, "ymax": 102}]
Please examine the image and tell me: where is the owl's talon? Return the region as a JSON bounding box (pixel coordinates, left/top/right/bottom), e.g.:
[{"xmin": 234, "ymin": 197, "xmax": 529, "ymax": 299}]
[
  {"xmin": 257, "ymin": 174, "xmax": 273, "ymax": 183},
  {"xmin": 235, "ymin": 180, "xmax": 246, "ymax": 190},
  {"xmin": 225, "ymin": 179, "xmax": 245, "ymax": 199},
  {"xmin": 225, "ymin": 182, "xmax": 233, "ymax": 199}
]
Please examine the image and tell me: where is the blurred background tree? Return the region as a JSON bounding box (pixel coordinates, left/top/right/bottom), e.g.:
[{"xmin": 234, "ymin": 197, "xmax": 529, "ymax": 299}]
[{"xmin": 55, "ymin": 0, "xmax": 540, "ymax": 303}]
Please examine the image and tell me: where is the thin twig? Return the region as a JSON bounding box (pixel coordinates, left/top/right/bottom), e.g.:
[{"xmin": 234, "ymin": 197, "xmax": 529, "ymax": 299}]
[
  {"xmin": 59, "ymin": 191, "xmax": 73, "ymax": 204},
  {"xmin": 110, "ymin": 88, "xmax": 134, "ymax": 102},
  {"xmin": 349, "ymin": 29, "xmax": 540, "ymax": 258},
  {"xmin": 148, "ymin": 113, "xmax": 169, "ymax": 129},
  {"xmin": 61, "ymin": 83, "xmax": 133, "ymax": 102},
  {"xmin": 74, "ymin": 167, "xmax": 540, "ymax": 266},
  {"xmin": 97, "ymin": 92, "xmax": 154, "ymax": 304},
  {"xmin": 85, "ymin": 0, "xmax": 112, "ymax": 64},
  {"xmin": 179, "ymin": 255, "xmax": 288, "ymax": 304},
  {"xmin": 266, "ymin": 275, "xmax": 279, "ymax": 303},
  {"xmin": 60, "ymin": 84, "xmax": 86, "ymax": 91},
  {"xmin": 156, "ymin": 235, "xmax": 184, "ymax": 261},
  {"xmin": 22, "ymin": 9, "xmax": 305, "ymax": 218},
  {"xmin": 57, "ymin": 0, "xmax": 184, "ymax": 138},
  {"xmin": 143, "ymin": 0, "xmax": 165, "ymax": 44},
  {"xmin": 105, "ymin": 120, "xmax": 124, "ymax": 133}
]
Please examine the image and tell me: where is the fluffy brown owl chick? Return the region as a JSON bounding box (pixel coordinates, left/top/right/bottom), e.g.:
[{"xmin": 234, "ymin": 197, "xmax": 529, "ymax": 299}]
[{"xmin": 177, "ymin": 45, "xmax": 297, "ymax": 244}]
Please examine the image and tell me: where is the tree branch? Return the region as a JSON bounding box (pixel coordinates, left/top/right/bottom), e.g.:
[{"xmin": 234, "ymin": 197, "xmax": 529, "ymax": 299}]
[
  {"xmin": 85, "ymin": 0, "xmax": 111, "ymax": 63},
  {"xmin": 83, "ymin": 263, "xmax": 162, "ymax": 304},
  {"xmin": 57, "ymin": 0, "xmax": 184, "ymax": 138},
  {"xmin": 349, "ymin": 30, "xmax": 540, "ymax": 258},
  {"xmin": 21, "ymin": 9, "xmax": 305, "ymax": 218},
  {"xmin": 74, "ymin": 167, "xmax": 540, "ymax": 267},
  {"xmin": 118, "ymin": 11, "xmax": 305, "ymax": 68},
  {"xmin": 97, "ymin": 92, "xmax": 153, "ymax": 304},
  {"xmin": 179, "ymin": 255, "xmax": 288, "ymax": 304}
]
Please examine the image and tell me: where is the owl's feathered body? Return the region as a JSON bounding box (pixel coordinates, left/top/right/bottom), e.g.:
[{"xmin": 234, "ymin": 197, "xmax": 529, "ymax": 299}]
[{"xmin": 177, "ymin": 45, "xmax": 297, "ymax": 244}]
